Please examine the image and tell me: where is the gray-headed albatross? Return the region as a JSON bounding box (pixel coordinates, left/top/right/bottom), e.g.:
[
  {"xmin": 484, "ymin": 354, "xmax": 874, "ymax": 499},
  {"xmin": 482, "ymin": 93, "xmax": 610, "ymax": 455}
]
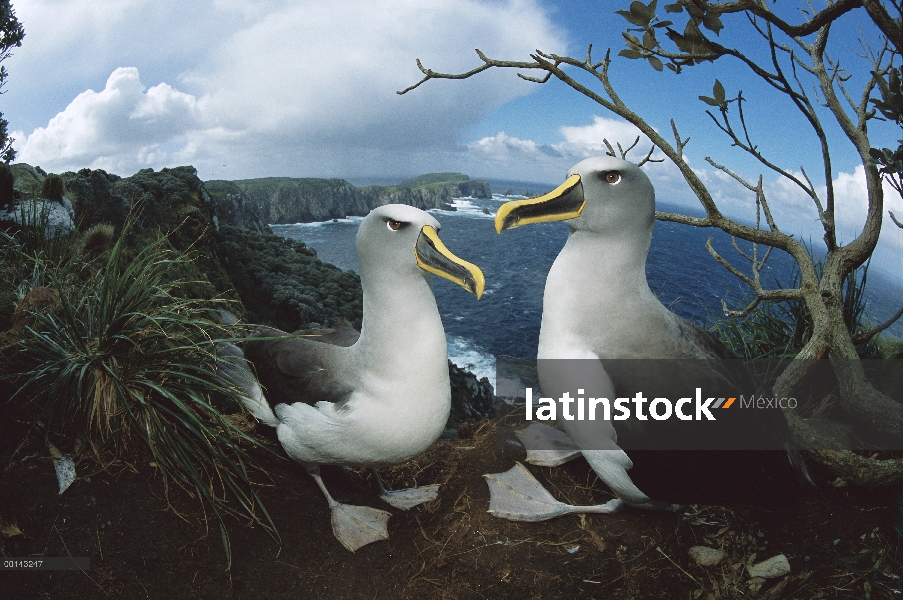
[
  {"xmin": 488, "ymin": 155, "xmax": 810, "ymax": 521},
  {"xmin": 240, "ymin": 204, "xmax": 485, "ymax": 551}
]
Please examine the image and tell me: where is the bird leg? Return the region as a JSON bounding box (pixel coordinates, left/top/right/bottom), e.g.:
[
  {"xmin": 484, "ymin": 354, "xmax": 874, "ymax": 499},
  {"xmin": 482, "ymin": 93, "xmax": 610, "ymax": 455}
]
[
  {"xmin": 371, "ymin": 468, "xmax": 440, "ymax": 510},
  {"xmin": 484, "ymin": 463, "xmax": 623, "ymax": 522},
  {"xmin": 307, "ymin": 466, "xmax": 391, "ymax": 552}
]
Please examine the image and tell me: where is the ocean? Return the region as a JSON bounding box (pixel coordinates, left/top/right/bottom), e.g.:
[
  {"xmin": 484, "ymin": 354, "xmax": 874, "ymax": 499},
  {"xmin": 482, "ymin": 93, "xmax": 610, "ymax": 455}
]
[{"xmin": 269, "ymin": 189, "xmax": 903, "ymax": 389}]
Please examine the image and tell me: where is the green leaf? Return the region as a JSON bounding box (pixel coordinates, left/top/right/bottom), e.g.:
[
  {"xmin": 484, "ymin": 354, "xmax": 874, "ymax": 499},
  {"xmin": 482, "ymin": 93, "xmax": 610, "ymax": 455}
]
[
  {"xmin": 615, "ymin": 9, "xmax": 646, "ymax": 26},
  {"xmin": 699, "ymin": 95, "xmax": 720, "ymax": 106},
  {"xmin": 619, "ymin": 49, "xmax": 643, "ymax": 59},
  {"xmin": 666, "ymin": 29, "xmax": 690, "ymax": 53},
  {"xmin": 649, "ymin": 56, "xmax": 664, "ymax": 71},
  {"xmin": 713, "ymin": 79, "xmax": 725, "ymax": 104},
  {"xmin": 702, "ymin": 12, "xmax": 724, "ymax": 35},
  {"xmin": 643, "ymin": 31, "xmax": 655, "ymax": 49},
  {"xmin": 666, "ymin": 62, "xmax": 678, "ymax": 72},
  {"xmin": 630, "ymin": 0, "xmax": 651, "ymax": 21},
  {"xmin": 693, "ymin": 589, "xmax": 703, "ymax": 599},
  {"xmin": 623, "ymin": 32, "xmax": 643, "ymax": 49},
  {"xmin": 652, "ymin": 20, "xmax": 673, "ymax": 28},
  {"xmin": 664, "ymin": 2, "xmax": 683, "ymax": 13}
]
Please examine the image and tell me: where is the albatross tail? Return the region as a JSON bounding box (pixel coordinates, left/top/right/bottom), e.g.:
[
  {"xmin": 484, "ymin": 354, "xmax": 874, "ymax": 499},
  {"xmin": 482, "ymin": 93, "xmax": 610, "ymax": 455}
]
[{"xmin": 215, "ymin": 342, "xmax": 280, "ymax": 427}]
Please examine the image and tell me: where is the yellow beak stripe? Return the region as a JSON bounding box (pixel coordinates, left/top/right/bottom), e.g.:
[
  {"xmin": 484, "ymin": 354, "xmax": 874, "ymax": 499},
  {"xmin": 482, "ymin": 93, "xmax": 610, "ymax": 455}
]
[
  {"xmin": 415, "ymin": 225, "xmax": 486, "ymax": 299},
  {"xmin": 494, "ymin": 174, "xmax": 584, "ymax": 233}
]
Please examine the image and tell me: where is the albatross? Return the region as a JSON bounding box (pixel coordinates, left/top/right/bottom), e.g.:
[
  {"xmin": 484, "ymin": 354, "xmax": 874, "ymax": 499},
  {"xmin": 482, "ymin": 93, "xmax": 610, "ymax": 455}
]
[
  {"xmin": 236, "ymin": 204, "xmax": 484, "ymax": 551},
  {"xmin": 487, "ymin": 155, "xmax": 810, "ymax": 520}
]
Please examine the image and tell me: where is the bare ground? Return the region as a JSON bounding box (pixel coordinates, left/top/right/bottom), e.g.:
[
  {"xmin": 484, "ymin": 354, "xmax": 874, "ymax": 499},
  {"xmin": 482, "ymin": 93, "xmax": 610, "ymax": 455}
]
[{"xmin": 1, "ymin": 414, "xmax": 901, "ymax": 600}]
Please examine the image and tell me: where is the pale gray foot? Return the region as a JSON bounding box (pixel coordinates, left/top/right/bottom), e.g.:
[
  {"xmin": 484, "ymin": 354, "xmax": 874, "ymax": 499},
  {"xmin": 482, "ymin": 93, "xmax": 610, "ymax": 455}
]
[
  {"xmin": 483, "ymin": 462, "xmax": 623, "ymax": 522},
  {"xmin": 372, "ymin": 468, "xmax": 440, "ymax": 510},
  {"xmin": 515, "ymin": 423, "xmax": 582, "ymax": 467},
  {"xmin": 309, "ymin": 468, "xmax": 390, "ymax": 552}
]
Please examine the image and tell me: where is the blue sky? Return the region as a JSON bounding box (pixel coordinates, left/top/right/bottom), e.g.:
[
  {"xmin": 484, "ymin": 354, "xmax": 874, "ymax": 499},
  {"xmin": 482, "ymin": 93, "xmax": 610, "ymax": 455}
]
[{"xmin": 3, "ymin": 0, "xmax": 902, "ymax": 276}]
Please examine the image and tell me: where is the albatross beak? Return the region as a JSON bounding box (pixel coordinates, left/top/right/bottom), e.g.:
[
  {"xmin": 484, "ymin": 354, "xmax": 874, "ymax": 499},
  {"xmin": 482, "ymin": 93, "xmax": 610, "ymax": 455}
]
[
  {"xmin": 415, "ymin": 225, "xmax": 486, "ymax": 299},
  {"xmin": 494, "ymin": 174, "xmax": 584, "ymax": 233}
]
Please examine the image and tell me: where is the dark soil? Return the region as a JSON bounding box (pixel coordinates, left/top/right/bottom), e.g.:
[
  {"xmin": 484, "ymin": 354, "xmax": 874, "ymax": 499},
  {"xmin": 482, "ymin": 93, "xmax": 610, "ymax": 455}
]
[{"xmin": 1, "ymin": 414, "xmax": 901, "ymax": 600}]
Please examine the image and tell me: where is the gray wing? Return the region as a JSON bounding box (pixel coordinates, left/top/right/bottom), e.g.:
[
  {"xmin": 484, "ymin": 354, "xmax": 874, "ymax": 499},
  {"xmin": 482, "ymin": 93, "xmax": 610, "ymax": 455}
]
[
  {"xmin": 291, "ymin": 317, "xmax": 360, "ymax": 347},
  {"xmin": 244, "ymin": 322, "xmax": 361, "ymax": 408}
]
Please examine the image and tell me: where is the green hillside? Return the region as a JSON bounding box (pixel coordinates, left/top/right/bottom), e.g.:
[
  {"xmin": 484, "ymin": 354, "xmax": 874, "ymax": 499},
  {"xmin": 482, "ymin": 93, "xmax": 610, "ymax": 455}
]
[{"xmin": 397, "ymin": 172, "xmax": 470, "ymax": 189}]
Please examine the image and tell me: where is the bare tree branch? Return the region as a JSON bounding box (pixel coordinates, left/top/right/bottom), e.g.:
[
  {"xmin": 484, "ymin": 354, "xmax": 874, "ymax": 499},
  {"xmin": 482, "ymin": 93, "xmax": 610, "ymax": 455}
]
[
  {"xmin": 853, "ymin": 303, "xmax": 903, "ymax": 345},
  {"xmin": 708, "ymin": 0, "xmax": 864, "ymax": 39}
]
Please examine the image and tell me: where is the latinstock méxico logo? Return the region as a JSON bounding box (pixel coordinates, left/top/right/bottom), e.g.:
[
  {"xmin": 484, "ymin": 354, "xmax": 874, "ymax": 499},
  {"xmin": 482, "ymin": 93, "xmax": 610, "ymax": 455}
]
[{"xmin": 523, "ymin": 389, "xmax": 795, "ymax": 422}]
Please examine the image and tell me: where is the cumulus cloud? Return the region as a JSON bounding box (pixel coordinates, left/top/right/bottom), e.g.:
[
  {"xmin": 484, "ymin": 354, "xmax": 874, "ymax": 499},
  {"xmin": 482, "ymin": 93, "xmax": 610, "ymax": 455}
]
[
  {"xmin": 15, "ymin": 68, "xmax": 200, "ymax": 172},
  {"xmin": 468, "ymin": 132, "xmax": 560, "ymax": 160},
  {"xmin": 12, "ymin": 0, "xmax": 565, "ymax": 177},
  {"xmin": 555, "ymin": 116, "xmax": 654, "ymax": 159}
]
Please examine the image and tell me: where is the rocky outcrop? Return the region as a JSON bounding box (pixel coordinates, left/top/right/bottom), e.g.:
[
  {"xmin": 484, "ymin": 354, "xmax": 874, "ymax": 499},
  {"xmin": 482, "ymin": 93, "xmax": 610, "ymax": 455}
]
[
  {"xmin": 421, "ymin": 179, "xmax": 491, "ymax": 200},
  {"xmin": 220, "ymin": 173, "xmax": 492, "ymax": 225},
  {"xmin": 0, "ymin": 197, "xmax": 75, "ymax": 238},
  {"xmin": 448, "ymin": 361, "xmax": 494, "ymax": 430},
  {"xmin": 233, "ymin": 178, "xmax": 375, "ymax": 224},
  {"xmin": 2, "ymin": 164, "xmax": 76, "ymax": 237},
  {"xmin": 204, "ymin": 180, "xmax": 268, "ymax": 232}
]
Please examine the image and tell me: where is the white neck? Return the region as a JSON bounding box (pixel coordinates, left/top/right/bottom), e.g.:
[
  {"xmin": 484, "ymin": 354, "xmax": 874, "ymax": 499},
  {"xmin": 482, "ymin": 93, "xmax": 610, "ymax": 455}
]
[
  {"xmin": 538, "ymin": 228, "xmax": 676, "ymax": 359},
  {"xmin": 355, "ymin": 269, "xmax": 448, "ymax": 379}
]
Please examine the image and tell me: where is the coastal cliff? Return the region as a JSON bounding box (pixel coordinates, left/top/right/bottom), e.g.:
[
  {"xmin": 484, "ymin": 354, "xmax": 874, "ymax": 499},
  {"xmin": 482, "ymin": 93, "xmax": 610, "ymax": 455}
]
[{"xmin": 205, "ymin": 173, "xmax": 492, "ymax": 228}]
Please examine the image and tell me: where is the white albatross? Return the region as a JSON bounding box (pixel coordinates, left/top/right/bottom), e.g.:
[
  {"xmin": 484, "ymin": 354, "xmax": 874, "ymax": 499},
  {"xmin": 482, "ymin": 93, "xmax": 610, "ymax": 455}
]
[
  {"xmin": 488, "ymin": 155, "xmax": 811, "ymax": 520},
  {"xmin": 232, "ymin": 204, "xmax": 484, "ymax": 551}
]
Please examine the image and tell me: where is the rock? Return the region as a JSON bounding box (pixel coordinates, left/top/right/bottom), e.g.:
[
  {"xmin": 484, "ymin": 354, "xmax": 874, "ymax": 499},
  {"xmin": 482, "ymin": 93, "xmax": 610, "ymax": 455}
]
[
  {"xmin": 0, "ymin": 196, "xmax": 76, "ymax": 238},
  {"xmin": 747, "ymin": 554, "xmax": 790, "ymax": 579},
  {"xmin": 204, "ymin": 179, "xmax": 268, "ymax": 231},
  {"xmin": 688, "ymin": 546, "xmax": 727, "ymax": 567},
  {"xmin": 448, "ymin": 360, "xmax": 494, "ymax": 429}
]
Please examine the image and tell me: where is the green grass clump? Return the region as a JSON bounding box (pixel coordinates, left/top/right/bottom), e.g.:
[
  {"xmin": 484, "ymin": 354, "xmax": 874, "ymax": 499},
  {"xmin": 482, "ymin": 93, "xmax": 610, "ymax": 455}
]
[
  {"xmin": 39, "ymin": 173, "xmax": 66, "ymax": 202},
  {"xmin": 2, "ymin": 214, "xmax": 277, "ymax": 565},
  {"xmin": 397, "ymin": 172, "xmax": 470, "ymax": 188}
]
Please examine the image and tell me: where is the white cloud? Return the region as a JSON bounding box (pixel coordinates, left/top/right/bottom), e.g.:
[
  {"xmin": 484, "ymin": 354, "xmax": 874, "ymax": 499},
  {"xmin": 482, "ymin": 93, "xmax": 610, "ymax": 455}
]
[
  {"xmin": 468, "ymin": 131, "xmax": 559, "ymax": 159},
  {"xmin": 11, "ymin": 0, "xmax": 565, "ymax": 178},
  {"xmin": 464, "ymin": 115, "xmax": 663, "ymax": 181},
  {"xmin": 15, "ymin": 67, "xmax": 200, "ymax": 172},
  {"xmin": 555, "ymin": 115, "xmax": 654, "ymax": 159}
]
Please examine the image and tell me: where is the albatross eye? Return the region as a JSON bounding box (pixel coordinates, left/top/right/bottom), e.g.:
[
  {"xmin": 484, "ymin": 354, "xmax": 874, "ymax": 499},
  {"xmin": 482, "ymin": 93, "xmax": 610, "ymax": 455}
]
[
  {"xmin": 387, "ymin": 219, "xmax": 403, "ymax": 231},
  {"xmin": 604, "ymin": 171, "xmax": 621, "ymax": 184}
]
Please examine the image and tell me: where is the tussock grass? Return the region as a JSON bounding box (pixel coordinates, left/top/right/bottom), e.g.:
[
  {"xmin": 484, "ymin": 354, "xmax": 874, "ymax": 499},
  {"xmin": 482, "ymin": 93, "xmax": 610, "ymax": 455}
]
[{"xmin": 1, "ymin": 212, "xmax": 279, "ymax": 565}]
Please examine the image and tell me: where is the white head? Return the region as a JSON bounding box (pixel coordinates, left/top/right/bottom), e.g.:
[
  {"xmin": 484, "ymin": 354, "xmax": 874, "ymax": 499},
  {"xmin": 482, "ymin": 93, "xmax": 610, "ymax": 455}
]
[
  {"xmin": 356, "ymin": 204, "xmax": 484, "ymax": 298},
  {"xmin": 495, "ymin": 155, "xmax": 655, "ymax": 240}
]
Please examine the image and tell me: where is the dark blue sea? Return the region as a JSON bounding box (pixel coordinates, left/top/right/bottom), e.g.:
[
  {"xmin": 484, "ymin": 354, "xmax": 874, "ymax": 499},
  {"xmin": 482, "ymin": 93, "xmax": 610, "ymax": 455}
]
[{"xmin": 269, "ymin": 188, "xmax": 903, "ymax": 388}]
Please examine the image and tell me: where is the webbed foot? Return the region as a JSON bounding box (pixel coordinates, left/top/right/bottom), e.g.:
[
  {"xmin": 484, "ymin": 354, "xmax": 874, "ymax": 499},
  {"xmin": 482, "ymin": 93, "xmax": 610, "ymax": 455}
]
[
  {"xmin": 330, "ymin": 502, "xmax": 391, "ymax": 552},
  {"xmin": 380, "ymin": 483, "xmax": 440, "ymax": 510},
  {"xmin": 484, "ymin": 462, "xmax": 623, "ymax": 522}
]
